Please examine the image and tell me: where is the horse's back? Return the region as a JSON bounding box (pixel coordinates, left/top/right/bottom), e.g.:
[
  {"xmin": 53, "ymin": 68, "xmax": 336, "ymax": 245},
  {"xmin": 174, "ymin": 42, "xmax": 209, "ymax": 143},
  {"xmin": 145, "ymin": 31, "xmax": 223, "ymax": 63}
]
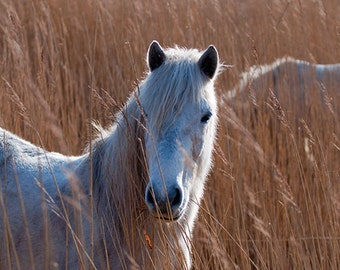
[
  {"xmin": 1, "ymin": 128, "xmax": 55, "ymax": 188},
  {"xmin": 0, "ymin": 127, "xmax": 79, "ymax": 178},
  {"xmin": 0, "ymin": 127, "xmax": 34, "ymax": 166},
  {"xmin": 230, "ymin": 58, "xmax": 340, "ymax": 104}
]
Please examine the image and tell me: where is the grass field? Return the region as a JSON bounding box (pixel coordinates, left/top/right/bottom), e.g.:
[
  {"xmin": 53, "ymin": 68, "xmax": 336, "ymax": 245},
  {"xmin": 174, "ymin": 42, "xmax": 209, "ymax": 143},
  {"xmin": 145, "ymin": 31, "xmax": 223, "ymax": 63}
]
[{"xmin": 1, "ymin": 0, "xmax": 339, "ymax": 269}]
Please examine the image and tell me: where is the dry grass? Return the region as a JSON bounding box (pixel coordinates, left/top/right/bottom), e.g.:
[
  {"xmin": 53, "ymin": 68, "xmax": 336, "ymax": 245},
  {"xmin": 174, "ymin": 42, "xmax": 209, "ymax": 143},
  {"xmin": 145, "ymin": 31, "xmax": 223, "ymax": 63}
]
[{"xmin": 0, "ymin": 0, "xmax": 339, "ymax": 269}]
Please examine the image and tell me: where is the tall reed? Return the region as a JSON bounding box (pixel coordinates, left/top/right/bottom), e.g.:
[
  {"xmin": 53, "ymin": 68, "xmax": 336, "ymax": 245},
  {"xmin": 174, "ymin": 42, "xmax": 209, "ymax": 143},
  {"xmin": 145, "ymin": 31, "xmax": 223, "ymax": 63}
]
[{"xmin": 1, "ymin": 0, "xmax": 339, "ymax": 269}]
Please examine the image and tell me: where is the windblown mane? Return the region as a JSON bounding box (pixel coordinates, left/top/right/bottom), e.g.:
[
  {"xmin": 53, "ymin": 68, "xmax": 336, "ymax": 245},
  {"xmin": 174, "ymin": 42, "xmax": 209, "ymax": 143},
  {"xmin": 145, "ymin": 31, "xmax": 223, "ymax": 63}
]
[
  {"xmin": 89, "ymin": 100, "xmax": 147, "ymax": 209},
  {"xmin": 82, "ymin": 98, "xmax": 149, "ymax": 266}
]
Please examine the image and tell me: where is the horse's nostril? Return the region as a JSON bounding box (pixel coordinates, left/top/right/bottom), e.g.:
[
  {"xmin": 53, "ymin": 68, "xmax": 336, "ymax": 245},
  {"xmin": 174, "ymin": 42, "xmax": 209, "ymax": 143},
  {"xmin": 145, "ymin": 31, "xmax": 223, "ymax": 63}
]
[
  {"xmin": 171, "ymin": 188, "xmax": 182, "ymax": 208},
  {"xmin": 145, "ymin": 184, "xmax": 184, "ymax": 220}
]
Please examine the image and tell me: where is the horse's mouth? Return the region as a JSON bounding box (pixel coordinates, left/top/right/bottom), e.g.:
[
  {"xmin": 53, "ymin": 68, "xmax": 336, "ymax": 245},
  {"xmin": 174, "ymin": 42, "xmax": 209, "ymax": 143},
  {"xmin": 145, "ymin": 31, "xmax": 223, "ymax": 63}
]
[{"xmin": 153, "ymin": 211, "xmax": 183, "ymax": 222}]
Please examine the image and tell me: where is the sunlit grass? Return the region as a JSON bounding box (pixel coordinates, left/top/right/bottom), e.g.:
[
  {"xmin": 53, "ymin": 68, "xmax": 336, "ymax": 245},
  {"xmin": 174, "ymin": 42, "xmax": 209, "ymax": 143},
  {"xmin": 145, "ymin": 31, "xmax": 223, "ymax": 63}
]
[{"xmin": 0, "ymin": 0, "xmax": 339, "ymax": 269}]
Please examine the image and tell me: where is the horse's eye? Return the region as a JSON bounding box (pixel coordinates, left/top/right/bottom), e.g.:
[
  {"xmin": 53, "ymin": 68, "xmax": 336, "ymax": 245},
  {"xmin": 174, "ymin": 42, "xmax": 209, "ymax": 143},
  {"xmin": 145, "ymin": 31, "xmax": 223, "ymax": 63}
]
[{"xmin": 201, "ymin": 112, "xmax": 212, "ymax": 123}]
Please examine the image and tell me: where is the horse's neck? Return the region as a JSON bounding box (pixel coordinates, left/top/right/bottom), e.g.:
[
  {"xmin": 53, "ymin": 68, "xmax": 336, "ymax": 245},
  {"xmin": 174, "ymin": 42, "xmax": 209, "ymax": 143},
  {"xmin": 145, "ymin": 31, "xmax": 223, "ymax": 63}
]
[
  {"xmin": 80, "ymin": 112, "xmax": 195, "ymax": 268},
  {"xmin": 87, "ymin": 113, "xmax": 146, "ymax": 217}
]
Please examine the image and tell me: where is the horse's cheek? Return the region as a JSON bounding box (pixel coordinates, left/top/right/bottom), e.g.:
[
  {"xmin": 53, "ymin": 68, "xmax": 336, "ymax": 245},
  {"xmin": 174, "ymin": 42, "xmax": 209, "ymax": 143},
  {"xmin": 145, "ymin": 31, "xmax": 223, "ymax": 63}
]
[{"xmin": 191, "ymin": 134, "xmax": 204, "ymax": 162}]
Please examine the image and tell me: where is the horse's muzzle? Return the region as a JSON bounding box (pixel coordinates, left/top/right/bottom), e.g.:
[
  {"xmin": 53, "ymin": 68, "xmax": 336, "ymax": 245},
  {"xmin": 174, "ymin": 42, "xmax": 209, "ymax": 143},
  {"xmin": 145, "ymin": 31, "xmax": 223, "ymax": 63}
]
[{"xmin": 145, "ymin": 184, "xmax": 184, "ymax": 221}]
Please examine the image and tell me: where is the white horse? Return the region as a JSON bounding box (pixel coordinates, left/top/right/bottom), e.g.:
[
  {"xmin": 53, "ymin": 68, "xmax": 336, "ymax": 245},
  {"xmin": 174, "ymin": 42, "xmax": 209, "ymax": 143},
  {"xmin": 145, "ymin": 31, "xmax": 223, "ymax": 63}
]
[
  {"xmin": 225, "ymin": 57, "xmax": 339, "ymax": 164},
  {"xmin": 0, "ymin": 41, "xmax": 221, "ymax": 269},
  {"xmin": 227, "ymin": 57, "xmax": 340, "ymax": 101}
]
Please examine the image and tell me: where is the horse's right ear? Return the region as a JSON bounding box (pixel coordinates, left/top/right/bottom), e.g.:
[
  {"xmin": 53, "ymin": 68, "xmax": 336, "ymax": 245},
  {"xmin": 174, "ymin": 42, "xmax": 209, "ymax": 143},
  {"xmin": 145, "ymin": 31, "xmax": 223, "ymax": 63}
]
[
  {"xmin": 148, "ymin": 41, "xmax": 166, "ymax": 72},
  {"xmin": 198, "ymin": 45, "xmax": 219, "ymax": 79}
]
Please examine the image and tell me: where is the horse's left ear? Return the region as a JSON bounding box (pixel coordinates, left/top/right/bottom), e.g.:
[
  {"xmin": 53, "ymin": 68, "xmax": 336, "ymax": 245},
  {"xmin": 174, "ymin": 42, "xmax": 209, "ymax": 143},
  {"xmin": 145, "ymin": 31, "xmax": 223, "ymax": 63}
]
[
  {"xmin": 148, "ymin": 40, "xmax": 166, "ymax": 72},
  {"xmin": 198, "ymin": 45, "xmax": 219, "ymax": 79}
]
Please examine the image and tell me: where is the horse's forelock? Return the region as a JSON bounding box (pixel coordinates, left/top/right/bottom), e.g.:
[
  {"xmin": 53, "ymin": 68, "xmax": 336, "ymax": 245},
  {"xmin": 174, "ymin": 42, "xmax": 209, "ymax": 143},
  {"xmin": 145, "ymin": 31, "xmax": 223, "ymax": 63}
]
[{"xmin": 139, "ymin": 48, "xmax": 210, "ymax": 137}]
